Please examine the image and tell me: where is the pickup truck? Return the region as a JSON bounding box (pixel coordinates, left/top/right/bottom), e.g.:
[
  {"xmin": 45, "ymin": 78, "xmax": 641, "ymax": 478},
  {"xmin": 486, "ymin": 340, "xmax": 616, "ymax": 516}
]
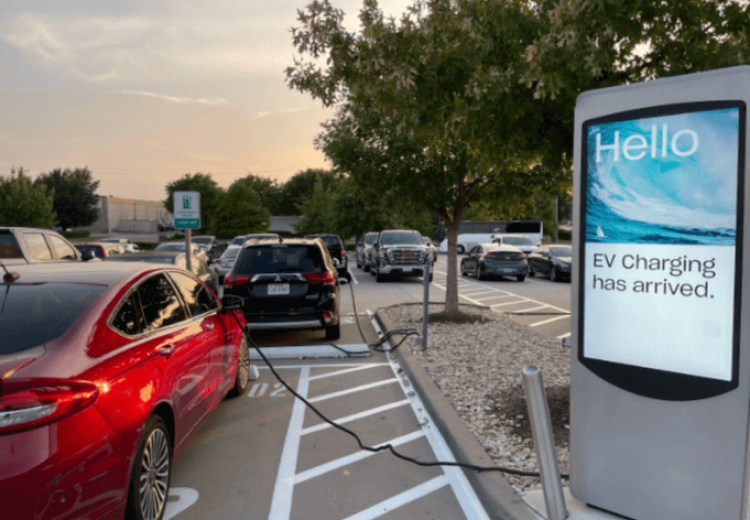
[
  {"xmin": 0, "ymin": 227, "xmax": 95, "ymax": 265},
  {"xmin": 369, "ymin": 229, "xmax": 433, "ymax": 283}
]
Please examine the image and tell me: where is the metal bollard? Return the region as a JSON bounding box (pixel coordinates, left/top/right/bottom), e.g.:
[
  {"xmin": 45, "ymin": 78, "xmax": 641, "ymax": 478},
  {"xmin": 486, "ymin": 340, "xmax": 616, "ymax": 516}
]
[
  {"xmin": 522, "ymin": 366, "xmax": 568, "ymax": 520},
  {"xmin": 421, "ymin": 257, "xmax": 431, "ymax": 351}
]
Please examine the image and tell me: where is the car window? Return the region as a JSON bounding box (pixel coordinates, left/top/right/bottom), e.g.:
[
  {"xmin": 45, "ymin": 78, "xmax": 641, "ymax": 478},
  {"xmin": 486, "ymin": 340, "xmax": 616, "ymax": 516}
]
[
  {"xmin": 550, "ymin": 246, "xmax": 572, "ymax": 257},
  {"xmin": 76, "ymin": 245, "xmax": 105, "ymax": 259},
  {"xmin": 220, "ymin": 248, "xmax": 240, "ymax": 260},
  {"xmin": 111, "ymin": 293, "xmax": 145, "ymax": 336},
  {"xmin": 235, "ymin": 245, "xmax": 324, "ymax": 274},
  {"xmin": 381, "ymin": 232, "xmax": 423, "ymax": 245},
  {"xmin": 23, "ymin": 233, "xmax": 53, "ymax": 260},
  {"xmin": 48, "ymin": 234, "xmax": 78, "ymax": 259},
  {"xmin": 137, "ymin": 274, "xmax": 188, "ymax": 332},
  {"xmin": 0, "ymin": 233, "xmax": 23, "ymax": 259},
  {"xmin": 170, "ymin": 271, "xmax": 218, "ymax": 316},
  {"xmin": 365, "ymin": 233, "xmax": 378, "ymax": 244},
  {"xmin": 1, "ymin": 282, "xmax": 107, "ymax": 354}
]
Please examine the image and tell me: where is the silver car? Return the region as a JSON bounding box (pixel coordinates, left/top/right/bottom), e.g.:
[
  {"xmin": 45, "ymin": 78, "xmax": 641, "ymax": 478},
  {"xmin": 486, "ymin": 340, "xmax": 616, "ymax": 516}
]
[{"xmin": 213, "ymin": 245, "xmax": 242, "ymax": 282}]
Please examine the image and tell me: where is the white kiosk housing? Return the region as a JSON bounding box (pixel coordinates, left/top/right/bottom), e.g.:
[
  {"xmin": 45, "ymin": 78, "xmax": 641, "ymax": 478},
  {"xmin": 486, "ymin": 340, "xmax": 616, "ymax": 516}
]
[{"xmin": 571, "ymin": 66, "xmax": 749, "ymax": 519}]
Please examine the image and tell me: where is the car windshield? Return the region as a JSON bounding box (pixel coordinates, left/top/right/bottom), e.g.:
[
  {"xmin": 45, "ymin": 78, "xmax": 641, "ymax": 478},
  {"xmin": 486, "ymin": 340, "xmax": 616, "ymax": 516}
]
[
  {"xmin": 365, "ymin": 233, "xmax": 378, "ymax": 244},
  {"xmin": 220, "ymin": 248, "xmax": 241, "ymax": 260},
  {"xmin": 550, "ymin": 246, "xmax": 572, "ymax": 257},
  {"xmin": 381, "ymin": 232, "xmax": 423, "ymax": 245},
  {"xmin": 500, "ymin": 236, "xmax": 535, "ymax": 246},
  {"xmin": 155, "ymin": 244, "xmax": 184, "ymax": 251},
  {"xmin": 192, "ymin": 237, "xmax": 213, "ymax": 245},
  {"xmin": 76, "ymin": 245, "xmax": 104, "ymax": 259},
  {"xmin": 1, "ymin": 282, "xmax": 107, "ymax": 354},
  {"xmin": 234, "ymin": 245, "xmax": 324, "ymax": 274}
]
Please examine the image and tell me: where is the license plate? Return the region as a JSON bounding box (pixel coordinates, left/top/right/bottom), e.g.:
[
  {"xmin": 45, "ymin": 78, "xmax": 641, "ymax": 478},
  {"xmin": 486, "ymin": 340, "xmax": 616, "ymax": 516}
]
[{"xmin": 268, "ymin": 283, "xmax": 290, "ymax": 295}]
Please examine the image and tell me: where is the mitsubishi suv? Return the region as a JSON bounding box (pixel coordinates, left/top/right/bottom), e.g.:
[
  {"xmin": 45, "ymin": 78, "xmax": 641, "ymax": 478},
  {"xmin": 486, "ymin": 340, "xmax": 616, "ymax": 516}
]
[{"xmin": 223, "ymin": 237, "xmax": 341, "ymax": 339}]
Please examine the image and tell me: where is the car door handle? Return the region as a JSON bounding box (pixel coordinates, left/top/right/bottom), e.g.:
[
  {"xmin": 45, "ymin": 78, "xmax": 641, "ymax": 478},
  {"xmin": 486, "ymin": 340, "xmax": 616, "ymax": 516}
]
[{"xmin": 158, "ymin": 344, "xmax": 175, "ymax": 356}]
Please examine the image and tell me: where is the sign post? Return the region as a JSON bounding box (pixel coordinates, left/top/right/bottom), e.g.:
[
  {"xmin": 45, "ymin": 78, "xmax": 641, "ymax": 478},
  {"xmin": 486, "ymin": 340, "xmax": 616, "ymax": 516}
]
[
  {"xmin": 173, "ymin": 191, "xmax": 201, "ymax": 272},
  {"xmin": 570, "ymin": 66, "xmax": 749, "ymax": 520}
]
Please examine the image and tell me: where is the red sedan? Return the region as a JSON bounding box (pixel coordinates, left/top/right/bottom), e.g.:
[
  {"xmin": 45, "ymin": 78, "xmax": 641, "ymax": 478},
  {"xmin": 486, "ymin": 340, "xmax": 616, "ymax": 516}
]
[{"xmin": 0, "ymin": 262, "xmax": 250, "ymax": 520}]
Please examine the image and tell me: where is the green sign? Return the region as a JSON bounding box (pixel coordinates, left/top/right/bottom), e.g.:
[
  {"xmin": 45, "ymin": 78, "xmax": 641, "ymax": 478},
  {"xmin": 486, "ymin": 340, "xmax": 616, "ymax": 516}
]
[{"xmin": 174, "ymin": 218, "xmax": 200, "ymax": 229}]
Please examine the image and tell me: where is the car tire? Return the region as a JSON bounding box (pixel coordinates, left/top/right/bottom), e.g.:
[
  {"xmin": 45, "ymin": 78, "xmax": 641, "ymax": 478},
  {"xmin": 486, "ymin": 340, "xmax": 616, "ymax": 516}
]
[
  {"xmin": 325, "ymin": 323, "xmax": 340, "ymax": 340},
  {"xmin": 476, "ymin": 265, "xmax": 484, "ymax": 281},
  {"xmin": 461, "ymin": 263, "xmax": 468, "ymax": 276},
  {"xmin": 356, "ymin": 256, "xmax": 362, "ymax": 268},
  {"xmin": 126, "ymin": 415, "xmax": 172, "ymax": 520},
  {"xmin": 528, "ymin": 268, "xmax": 535, "ymax": 277},
  {"xmin": 364, "ymin": 262, "xmax": 370, "ymax": 272},
  {"xmin": 550, "ymin": 267, "xmax": 558, "ymax": 282},
  {"xmin": 376, "ymin": 270, "xmax": 387, "ymax": 282},
  {"xmin": 457, "ymin": 245, "xmax": 465, "ymax": 255},
  {"xmin": 516, "ymin": 275, "xmax": 526, "ymax": 282},
  {"xmin": 227, "ymin": 336, "xmax": 250, "ymax": 398}
]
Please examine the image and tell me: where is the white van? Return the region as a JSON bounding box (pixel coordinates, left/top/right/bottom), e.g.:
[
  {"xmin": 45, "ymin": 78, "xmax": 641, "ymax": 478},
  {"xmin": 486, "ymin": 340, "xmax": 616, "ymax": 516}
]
[{"xmin": 438, "ymin": 233, "xmax": 495, "ymax": 254}]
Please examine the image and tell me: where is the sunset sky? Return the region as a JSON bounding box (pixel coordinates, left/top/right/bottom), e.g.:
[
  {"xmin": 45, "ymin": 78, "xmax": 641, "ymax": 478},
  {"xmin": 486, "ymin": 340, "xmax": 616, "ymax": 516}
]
[{"xmin": 0, "ymin": 0, "xmax": 413, "ymax": 201}]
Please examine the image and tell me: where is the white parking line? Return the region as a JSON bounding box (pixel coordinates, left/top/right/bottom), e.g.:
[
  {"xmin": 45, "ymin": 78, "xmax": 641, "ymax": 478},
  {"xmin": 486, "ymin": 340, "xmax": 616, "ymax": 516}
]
[
  {"xmin": 518, "ymin": 304, "xmax": 551, "ymax": 313},
  {"xmin": 341, "ymin": 476, "xmax": 451, "ymax": 520},
  {"xmin": 557, "ymin": 332, "xmax": 571, "ymax": 339},
  {"xmin": 308, "ymin": 378, "xmax": 400, "ymax": 403},
  {"xmin": 529, "ymin": 315, "xmax": 570, "ymax": 327},
  {"xmin": 294, "ymin": 430, "xmax": 427, "ymax": 484},
  {"xmin": 308, "ymin": 364, "xmax": 381, "ymax": 381},
  {"xmin": 490, "ymin": 299, "xmax": 532, "ymax": 308},
  {"xmin": 301, "ymin": 400, "xmax": 412, "ymax": 435}
]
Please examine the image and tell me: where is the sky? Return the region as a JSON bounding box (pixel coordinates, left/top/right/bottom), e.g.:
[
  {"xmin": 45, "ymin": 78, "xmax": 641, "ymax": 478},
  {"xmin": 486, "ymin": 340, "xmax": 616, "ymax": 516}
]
[{"xmin": 0, "ymin": 0, "xmax": 414, "ymax": 201}]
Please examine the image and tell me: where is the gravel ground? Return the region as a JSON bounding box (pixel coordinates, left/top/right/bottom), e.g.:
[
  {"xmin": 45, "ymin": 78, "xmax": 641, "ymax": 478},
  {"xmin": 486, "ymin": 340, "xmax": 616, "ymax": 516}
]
[{"xmin": 383, "ymin": 303, "xmax": 570, "ymax": 493}]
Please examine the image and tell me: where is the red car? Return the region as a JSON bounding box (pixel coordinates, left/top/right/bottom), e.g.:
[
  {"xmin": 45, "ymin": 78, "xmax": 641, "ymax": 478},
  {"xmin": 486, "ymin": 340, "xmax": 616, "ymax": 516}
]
[{"xmin": 0, "ymin": 262, "xmax": 250, "ymax": 520}]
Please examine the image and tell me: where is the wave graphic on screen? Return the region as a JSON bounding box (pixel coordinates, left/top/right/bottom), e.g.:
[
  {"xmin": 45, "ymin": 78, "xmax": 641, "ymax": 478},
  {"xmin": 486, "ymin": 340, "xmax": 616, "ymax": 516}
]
[{"xmin": 585, "ymin": 109, "xmax": 739, "ymax": 245}]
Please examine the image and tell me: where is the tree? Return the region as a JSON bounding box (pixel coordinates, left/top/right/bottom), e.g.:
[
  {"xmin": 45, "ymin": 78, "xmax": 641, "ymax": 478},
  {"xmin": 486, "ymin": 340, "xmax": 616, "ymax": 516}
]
[
  {"xmin": 164, "ymin": 173, "xmax": 224, "ymax": 233},
  {"xmin": 294, "ymin": 173, "xmax": 337, "ymax": 236},
  {"xmin": 288, "ymin": 0, "xmax": 571, "ymax": 314},
  {"xmin": 0, "ymin": 168, "xmax": 58, "ymax": 228},
  {"xmin": 240, "ymin": 174, "xmax": 284, "ymax": 215},
  {"xmin": 210, "ymin": 179, "xmax": 270, "ymax": 239},
  {"xmin": 34, "ymin": 167, "xmax": 99, "ymax": 229},
  {"xmin": 278, "ymin": 169, "xmax": 338, "ymax": 216}
]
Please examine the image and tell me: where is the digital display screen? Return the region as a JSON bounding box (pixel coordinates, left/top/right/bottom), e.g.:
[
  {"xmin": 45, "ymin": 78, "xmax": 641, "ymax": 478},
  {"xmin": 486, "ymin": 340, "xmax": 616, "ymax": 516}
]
[{"xmin": 580, "ymin": 102, "xmax": 744, "ymax": 390}]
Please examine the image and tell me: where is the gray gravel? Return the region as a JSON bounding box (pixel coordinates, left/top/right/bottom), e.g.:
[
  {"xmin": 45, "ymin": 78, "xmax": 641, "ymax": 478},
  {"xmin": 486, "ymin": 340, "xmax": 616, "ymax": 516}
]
[{"xmin": 383, "ymin": 303, "xmax": 570, "ymax": 492}]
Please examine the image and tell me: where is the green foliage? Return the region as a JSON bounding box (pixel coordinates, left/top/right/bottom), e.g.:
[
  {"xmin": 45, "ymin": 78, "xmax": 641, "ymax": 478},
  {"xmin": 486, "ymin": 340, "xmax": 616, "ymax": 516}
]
[
  {"xmin": 164, "ymin": 173, "xmax": 225, "ymax": 233},
  {"xmin": 61, "ymin": 230, "xmax": 90, "ymax": 239},
  {"xmin": 0, "ymin": 168, "xmax": 58, "ymax": 228},
  {"xmin": 210, "ymin": 179, "xmax": 270, "ymax": 239},
  {"xmin": 278, "ymin": 169, "xmax": 338, "ymax": 215},
  {"xmin": 240, "ymin": 174, "xmax": 284, "ymax": 215},
  {"xmin": 34, "ymin": 167, "xmax": 100, "ymax": 229},
  {"xmin": 294, "ymin": 173, "xmax": 336, "ymax": 236}
]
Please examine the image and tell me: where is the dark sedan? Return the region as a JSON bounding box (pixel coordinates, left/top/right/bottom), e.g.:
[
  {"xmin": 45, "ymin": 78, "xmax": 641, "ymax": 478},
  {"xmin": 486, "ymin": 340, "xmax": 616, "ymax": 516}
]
[
  {"xmin": 0, "ymin": 262, "xmax": 249, "ymax": 520},
  {"xmin": 527, "ymin": 245, "xmax": 572, "ymax": 282},
  {"xmin": 460, "ymin": 243, "xmax": 528, "ymax": 281}
]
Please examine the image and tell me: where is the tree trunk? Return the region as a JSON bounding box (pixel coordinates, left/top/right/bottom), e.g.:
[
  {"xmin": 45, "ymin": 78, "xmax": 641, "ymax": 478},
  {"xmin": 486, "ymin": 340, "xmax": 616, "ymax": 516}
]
[{"xmin": 443, "ymin": 221, "xmax": 460, "ymax": 314}]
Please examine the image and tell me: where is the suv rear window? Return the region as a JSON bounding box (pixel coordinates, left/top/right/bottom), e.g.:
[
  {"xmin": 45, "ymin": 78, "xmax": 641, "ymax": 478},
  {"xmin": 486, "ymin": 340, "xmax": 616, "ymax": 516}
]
[
  {"xmin": 1, "ymin": 282, "xmax": 107, "ymax": 354},
  {"xmin": 234, "ymin": 245, "xmax": 324, "ymax": 274},
  {"xmin": 0, "ymin": 233, "xmax": 22, "ymax": 259}
]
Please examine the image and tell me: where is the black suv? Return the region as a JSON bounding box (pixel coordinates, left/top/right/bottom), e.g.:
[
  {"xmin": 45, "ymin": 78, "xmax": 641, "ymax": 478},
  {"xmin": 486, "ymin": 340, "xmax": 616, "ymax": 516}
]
[
  {"xmin": 370, "ymin": 229, "xmax": 433, "ymax": 282},
  {"xmin": 304, "ymin": 234, "xmax": 350, "ymax": 282},
  {"xmin": 223, "ymin": 237, "xmax": 341, "ymax": 339}
]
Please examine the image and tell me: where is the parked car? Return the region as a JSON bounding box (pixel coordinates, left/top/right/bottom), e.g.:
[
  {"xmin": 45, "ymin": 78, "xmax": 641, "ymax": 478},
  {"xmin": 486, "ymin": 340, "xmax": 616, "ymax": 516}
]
[
  {"xmin": 223, "ymin": 237, "xmax": 341, "ymax": 339},
  {"xmin": 104, "ymin": 251, "xmax": 219, "ymax": 292},
  {"xmin": 0, "ymin": 226, "xmax": 95, "ymax": 265},
  {"xmin": 460, "ymin": 243, "xmax": 528, "ymax": 281},
  {"xmin": 491, "ymin": 234, "xmax": 538, "ymax": 254},
  {"xmin": 369, "ymin": 229, "xmax": 433, "ymax": 283},
  {"xmin": 213, "ymin": 244, "xmax": 242, "ymax": 283},
  {"xmin": 153, "ymin": 241, "xmax": 208, "ymax": 262},
  {"xmin": 229, "ymin": 233, "xmax": 280, "ymax": 246},
  {"xmin": 527, "ymin": 245, "xmax": 572, "ymax": 282},
  {"xmin": 192, "ymin": 235, "xmax": 218, "ymax": 261},
  {"xmin": 304, "ymin": 233, "xmax": 350, "ymax": 282},
  {"xmin": 75, "ymin": 242, "xmax": 127, "ymax": 259},
  {"xmin": 422, "ymin": 236, "xmax": 438, "ymax": 262},
  {"xmin": 356, "ymin": 232, "xmax": 379, "ymax": 272},
  {"xmin": 0, "ymin": 262, "xmax": 249, "ymax": 520}
]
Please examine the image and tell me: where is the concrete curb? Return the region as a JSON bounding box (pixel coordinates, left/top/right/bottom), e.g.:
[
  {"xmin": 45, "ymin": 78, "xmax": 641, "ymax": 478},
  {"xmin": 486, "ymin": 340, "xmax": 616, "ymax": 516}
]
[{"xmin": 374, "ymin": 306, "xmax": 540, "ymax": 520}]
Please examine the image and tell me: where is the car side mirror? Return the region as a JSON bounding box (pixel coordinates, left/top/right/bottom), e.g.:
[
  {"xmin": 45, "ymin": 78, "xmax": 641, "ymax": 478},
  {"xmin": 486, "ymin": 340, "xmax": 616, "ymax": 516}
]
[
  {"xmin": 221, "ymin": 295, "xmax": 245, "ymax": 312},
  {"xmin": 81, "ymin": 250, "xmax": 96, "ymax": 261},
  {"xmin": 333, "ymin": 258, "xmax": 340, "ymax": 268}
]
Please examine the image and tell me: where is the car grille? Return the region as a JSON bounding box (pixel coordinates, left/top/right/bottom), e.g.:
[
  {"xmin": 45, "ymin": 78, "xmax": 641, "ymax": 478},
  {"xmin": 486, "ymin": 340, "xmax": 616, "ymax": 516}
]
[{"xmin": 388, "ymin": 248, "xmax": 425, "ymax": 264}]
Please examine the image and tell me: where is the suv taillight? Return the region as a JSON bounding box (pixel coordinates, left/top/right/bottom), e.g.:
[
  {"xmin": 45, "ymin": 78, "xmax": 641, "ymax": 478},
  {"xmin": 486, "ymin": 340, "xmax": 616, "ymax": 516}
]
[
  {"xmin": 0, "ymin": 379, "xmax": 99, "ymax": 435},
  {"xmin": 340, "ymin": 250, "xmax": 346, "ymax": 258},
  {"xmin": 224, "ymin": 274, "xmax": 251, "ymax": 287},
  {"xmin": 304, "ymin": 272, "xmax": 336, "ymax": 284}
]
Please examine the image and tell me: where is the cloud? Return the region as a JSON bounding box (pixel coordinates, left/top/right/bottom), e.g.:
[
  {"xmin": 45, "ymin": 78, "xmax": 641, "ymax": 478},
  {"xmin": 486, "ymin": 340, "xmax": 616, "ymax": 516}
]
[
  {"xmin": 115, "ymin": 90, "xmax": 228, "ymax": 106},
  {"xmin": 251, "ymin": 107, "xmax": 307, "ymax": 120}
]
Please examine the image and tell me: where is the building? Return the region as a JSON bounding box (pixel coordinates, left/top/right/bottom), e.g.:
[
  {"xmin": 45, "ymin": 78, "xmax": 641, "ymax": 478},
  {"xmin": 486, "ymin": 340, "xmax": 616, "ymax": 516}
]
[{"xmin": 84, "ymin": 196, "xmax": 173, "ymax": 234}]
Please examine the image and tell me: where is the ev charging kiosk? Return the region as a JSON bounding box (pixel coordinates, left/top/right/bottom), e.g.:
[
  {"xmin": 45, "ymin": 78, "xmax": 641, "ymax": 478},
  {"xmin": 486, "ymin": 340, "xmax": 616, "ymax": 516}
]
[{"xmin": 571, "ymin": 66, "xmax": 749, "ymax": 520}]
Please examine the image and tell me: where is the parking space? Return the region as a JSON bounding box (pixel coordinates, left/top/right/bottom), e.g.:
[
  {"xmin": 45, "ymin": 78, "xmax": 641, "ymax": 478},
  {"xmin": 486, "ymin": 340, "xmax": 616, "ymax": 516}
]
[{"xmin": 165, "ymin": 324, "xmax": 491, "ymax": 520}]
